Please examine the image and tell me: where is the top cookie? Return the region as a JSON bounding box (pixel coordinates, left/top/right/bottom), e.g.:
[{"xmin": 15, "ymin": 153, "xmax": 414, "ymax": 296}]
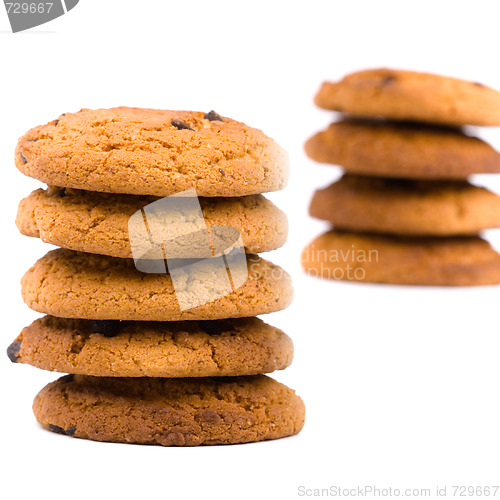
[
  {"xmin": 15, "ymin": 107, "xmax": 289, "ymax": 197},
  {"xmin": 315, "ymin": 68, "xmax": 500, "ymax": 126}
]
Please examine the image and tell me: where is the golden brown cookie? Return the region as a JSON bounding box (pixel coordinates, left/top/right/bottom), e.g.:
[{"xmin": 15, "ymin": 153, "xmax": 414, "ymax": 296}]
[
  {"xmin": 33, "ymin": 374, "xmax": 305, "ymax": 446},
  {"xmin": 7, "ymin": 315, "xmax": 293, "ymax": 377},
  {"xmin": 16, "ymin": 107, "xmax": 289, "ymax": 197},
  {"xmin": 21, "ymin": 249, "xmax": 293, "ymax": 320},
  {"xmin": 305, "ymin": 120, "xmax": 500, "ymax": 179},
  {"xmin": 301, "ymin": 230, "xmax": 500, "ymax": 286},
  {"xmin": 16, "ymin": 187, "xmax": 288, "ymax": 257},
  {"xmin": 314, "ymin": 68, "xmax": 500, "ymax": 126},
  {"xmin": 310, "ymin": 176, "xmax": 500, "ymax": 236}
]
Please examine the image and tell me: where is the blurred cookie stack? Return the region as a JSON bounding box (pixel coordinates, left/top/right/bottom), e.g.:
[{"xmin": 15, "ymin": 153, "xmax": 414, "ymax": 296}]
[
  {"xmin": 9, "ymin": 107, "xmax": 305, "ymax": 446},
  {"xmin": 303, "ymin": 69, "xmax": 500, "ymax": 286}
]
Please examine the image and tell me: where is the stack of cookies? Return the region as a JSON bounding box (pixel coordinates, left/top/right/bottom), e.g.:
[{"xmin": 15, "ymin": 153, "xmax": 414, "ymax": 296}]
[
  {"xmin": 8, "ymin": 107, "xmax": 305, "ymax": 446},
  {"xmin": 303, "ymin": 68, "xmax": 500, "ymax": 286}
]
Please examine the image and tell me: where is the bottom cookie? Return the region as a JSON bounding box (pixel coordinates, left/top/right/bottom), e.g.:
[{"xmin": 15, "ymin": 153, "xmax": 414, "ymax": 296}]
[
  {"xmin": 301, "ymin": 230, "xmax": 500, "ymax": 286},
  {"xmin": 33, "ymin": 374, "xmax": 305, "ymax": 446}
]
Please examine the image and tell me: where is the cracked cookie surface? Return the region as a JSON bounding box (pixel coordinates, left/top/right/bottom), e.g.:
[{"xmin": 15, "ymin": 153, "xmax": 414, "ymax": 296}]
[
  {"xmin": 33, "ymin": 374, "xmax": 306, "ymax": 446},
  {"xmin": 16, "ymin": 107, "xmax": 289, "ymax": 197},
  {"xmin": 314, "ymin": 68, "xmax": 500, "ymax": 126},
  {"xmin": 9, "ymin": 315, "xmax": 293, "ymax": 377},
  {"xmin": 21, "ymin": 249, "xmax": 293, "ymax": 321},
  {"xmin": 310, "ymin": 175, "xmax": 500, "ymax": 236},
  {"xmin": 16, "ymin": 187, "xmax": 288, "ymax": 257}
]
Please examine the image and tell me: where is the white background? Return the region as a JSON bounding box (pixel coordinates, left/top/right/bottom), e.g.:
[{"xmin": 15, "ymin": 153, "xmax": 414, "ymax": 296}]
[{"xmin": 1, "ymin": 1, "xmax": 500, "ymax": 499}]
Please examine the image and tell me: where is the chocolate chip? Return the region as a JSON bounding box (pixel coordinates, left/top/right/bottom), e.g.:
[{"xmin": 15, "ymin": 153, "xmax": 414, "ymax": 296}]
[
  {"xmin": 204, "ymin": 110, "xmax": 224, "ymax": 122},
  {"xmin": 56, "ymin": 188, "xmax": 66, "ymax": 197},
  {"xmin": 92, "ymin": 320, "xmax": 122, "ymax": 337},
  {"xmin": 48, "ymin": 424, "xmax": 66, "ymax": 435},
  {"xmin": 54, "ymin": 113, "xmax": 66, "ymax": 125},
  {"xmin": 6, "ymin": 341, "xmax": 21, "ymax": 363},
  {"xmin": 219, "ymin": 168, "xmax": 226, "ymax": 177},
  {"xmin": 19, "ymin": 152, "xmax": 27, "ymax": 164},
  {"xmin": 171, "ymin": 119, "xmax": 194, "ymax": 131},
  {"xmin": 26, "ymin": 139, "xmax": 37, "ymax": 142},
  {"xmin": 381, "ymin": 75, "xmax": 396, "ymax": 86},
  {"xmin": 474, "ymin": 82, "xmax": 485, "ymax": 87},
  {"xmin": 48, "ymin": 424, "xmax": 75, "ymax": 436},
  {"xmin": 198, "ymin": 320, "xmax": 231, "ymax": 335}
]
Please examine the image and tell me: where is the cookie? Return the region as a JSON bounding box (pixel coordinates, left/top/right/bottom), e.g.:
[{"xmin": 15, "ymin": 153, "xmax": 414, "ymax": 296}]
[
  {"xmin": 16, "ymin": 187, "xmax": 288, "ymax": 258},
  {"xmin": 33, "ymin": 374, "xmax": 305, "ymax": 446},
  {"xmin": 16, "ymin": 107, "xmax": 289, "ymax": 197},
  {"xmin": 305, "ymin": 120, "xmax": 500, "ymax": 179},
  {"xmin": 21, "ymin": 249, "xmax": 293, "ymax": 321},
  {"xmin": 310, "ymin": 176, "xmax": 500, "ymax": 236},
  {"xmin": 314, "ymin": 68, "xmax": 500, "ymax": 126},
  {"xmin": 301, "ymin": 230, "xmax": 500, "ymax": 286},
  {"xmin": 8, "ymin": 315, "xmax": 293, "ymax": 377}
]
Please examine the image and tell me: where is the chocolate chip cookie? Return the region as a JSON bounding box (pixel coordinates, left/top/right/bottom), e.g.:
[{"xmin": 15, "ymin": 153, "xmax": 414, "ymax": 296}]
[
  {"xmin": 16, "ymin": 187, "xmax": 288, "ymax": 257},
  {"xmin": 314, "ymin": 68, "xmax": 500, "ymax": 126},
  {"xmin": 302, "ymin": 230, "xmax": 500, "ymax": 286},
  {"xmin": 9, "ymin": 315, "xmax": 293, "ymax": 377},
  {"xmin": 33, "ymin": 374, "xmax": 306, "ymax": 446},
  {"xmin": 21, "ymin": 249, "xmax": 293, "ymax": 321},
  {"xmin": 16, "ymin": 107, "xmax": 289, "ymax": 197},
  {"xmin": 310, "ymin": 175, "xmax": 500, "ymax": 236},
  {"xmin": 305, "ymin": 119, "xmax": 500, "ymax": 179}
]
